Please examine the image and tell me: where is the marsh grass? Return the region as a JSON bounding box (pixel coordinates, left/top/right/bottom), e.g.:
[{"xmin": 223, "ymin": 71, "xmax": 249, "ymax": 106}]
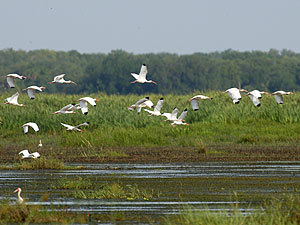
[
  {"xmin": 164, "ymin": 194, "xmax": 300, "ymax": 225},
  {"xmin": 1, "ymin": 92, "xmax": 300, "ymax": 162},
  {"xmin": 52, "ymin": 176, "xmax": 156, "ymax": 200},
  {"xmin": 0, "ymin": 199, "xmax": 87, "ymax": 224}
]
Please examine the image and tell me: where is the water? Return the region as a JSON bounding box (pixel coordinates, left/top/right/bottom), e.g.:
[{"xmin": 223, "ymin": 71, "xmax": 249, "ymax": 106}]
[{"xmin": 1, "ymin": 161, "xmax": 300, "ymax": 224}]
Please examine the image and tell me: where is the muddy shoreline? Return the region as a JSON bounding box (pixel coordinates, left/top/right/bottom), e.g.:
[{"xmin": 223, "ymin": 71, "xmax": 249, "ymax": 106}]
[{"xmin": 1, "ymin": 144, "xmax": 300, "ymax": 164}]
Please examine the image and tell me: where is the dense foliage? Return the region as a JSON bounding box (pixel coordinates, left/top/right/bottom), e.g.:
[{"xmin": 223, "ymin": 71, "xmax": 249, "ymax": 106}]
[{"xmin": 1, "ymin": 48, "xmax": 300, "ymax": 94}]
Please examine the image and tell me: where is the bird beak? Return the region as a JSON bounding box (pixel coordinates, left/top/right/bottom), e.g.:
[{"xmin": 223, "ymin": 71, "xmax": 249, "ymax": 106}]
[
  {"xmin": 72, "ymin": 81, "xmax": 77, "ymax": 85},
  {"xmin": 189, "ymin": 98, "xmax": 193, "ymax": 101},
  {"xmin": 14, "ymin": 188, "xmax": 19, "ymax": 193},
  {"xmin": 151, "ymin": 81, "xmax": 158, "ymax": 85}
]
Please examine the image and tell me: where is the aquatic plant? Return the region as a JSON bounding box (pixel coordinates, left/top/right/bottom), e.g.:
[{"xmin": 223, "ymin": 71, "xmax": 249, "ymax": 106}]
[
  {"xmin": 164, "ymin": 194, "xmax": 300, "ymax": 225},
  {"xmin": 14, "ymin": 157, "xmax": 65, "ymax": 170},
  {"xmin": 0, "ymin": 200, "xmax": 87, "ymax": 224}
]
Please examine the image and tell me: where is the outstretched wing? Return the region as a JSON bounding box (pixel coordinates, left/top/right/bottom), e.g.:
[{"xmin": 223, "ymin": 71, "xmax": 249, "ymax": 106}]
[
  {"xmin": 274, "ymin": 95, "xmax": 283, "ymax": 104},
  {"xmin": 27, "ymin": 89, "xmax": 35, "ymax": 99},
  {"xmin": 248, "ymin": 95, "xmax": 261, "ymax": 107},
  {"xmin": 191, "ymin": 99, "xmax": 199, "ymax": 111},
  {"xmin": 60, "ymin": 123, "xmax": 73, "ymax": 129},
  {"xmin": 170, "ymin": 107, "xmax": 179, "ymax": 120},
  {"xmin": 178, "ymin": 109, "xmax": 188, "ymax": 121},
  {"xmin": 6, "ymin": 77, "xmax": 15, "ymax": 88},
  {"xmin": 28, "ymin": 122, "xmax": 39, "ymax": 132},
  {"xmin": 79, "ymin": 100, "xmax": 89, "ymax": 115},
  {"xmin": 138, "ymin": 64, "xmax": 148, "ymax": 79},
  {"xmin": 54, "ymin": 74, "xmax": 65, "ymax": 82},
  {"xmin": 154, "ymin": 98, "xmax": 164, "ymax": 112},
  {"xmin": 7, "ymin": 92, "xmax": 19, "ymax": 104}
]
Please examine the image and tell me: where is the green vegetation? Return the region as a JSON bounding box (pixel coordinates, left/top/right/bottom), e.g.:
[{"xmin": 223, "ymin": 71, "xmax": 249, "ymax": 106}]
[
  {"xmin": 0, "ymin": 199, "xmax": 87, "ymax": 224},
  {"xmin": 164, "ymin": 194, "xmax": 300, "ymax": 225},
  {"xmin": 14, "ymin": 157, "xmax": 65, "ymax": 170},
  {"xmin": 1, "ymin": 49, "xmax": 300, "ymax": 94},
  {"xmin": 52, "ymin": 176, "xmax": 156, "ymax": 200},
  {"xmin": 1, "ymin": 92, "xmax": 300, "ymax": 162}
]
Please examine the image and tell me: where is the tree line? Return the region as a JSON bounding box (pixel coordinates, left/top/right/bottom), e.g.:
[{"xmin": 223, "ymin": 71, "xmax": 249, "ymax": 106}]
[{"xmin": 0, "ymin": 48, "xmax": 300, "ymax": 94}]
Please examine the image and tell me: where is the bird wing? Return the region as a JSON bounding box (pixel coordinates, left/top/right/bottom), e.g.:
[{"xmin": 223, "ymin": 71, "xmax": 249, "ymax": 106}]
[
  {"xmin": 79, "ymin": 100, "xmax": 89, "ymax": 114},
  {"xmin": 191, "ymin": 99, "xmax": 199, "ymax": 111},
  {"xmin": 135, "ymin": 97, "xmax": 149, "ymax": 106},
  {"xmin": 6, "ymin": 77, "xmax": 15, "ymax": 88},
  {"xmin": 80, "ymin": 97, "xmax": 96, "ymax": 106},
  {"xmin": 137, "ymin": 107, "xmax": 142, "ymax": 114},
  {"xmin": 23, "ymin": 125, "xmax": 29, "ymax": 134},
  {"xmin": 19, "ymin": 150, "xmax": 30, "ymax": 157},
  {"xmin": 171, "ymin": 108, "xmax": 179, "ymax": 120},
  {"xmin": 162, "ymin": 113, "xmax": 171, "ymax": 119},
  {"xmin": 274, "ymin": 95, "xmax": 283, "ymax": 104},
  {"xmin": 131, "ymin": 73, "xmax": 140, "ymax": 80},
  {"xmin": 31, "ymin": 152, "xmax": 40, "ymax": 158},
  {"xmin": 144, "ymin": 100, "xmax": 154, "ymax": 108},
  {"xmin": 178, "ymin": 109, "xmax": 188, "ymax": 121},
  {"xmin": 230, "ymin": 89, "xmax": 241, "ymax": 100},
  {"xmin": 138, "ymin": 64, "xmax": 148, "ymax": 79},
  {"xmin": 154, "ymin": 99, "xmax": 164, "ymax": 112},
  {"xmin": 27, "ymin": 89, "xmax": 35, "ymax": 99},
  {"xmin": 27, "ymin": 122, "xmax": 39, "ymax": 132},
  {"xmin": 75, "ymin": 122, "xmax": 89, "ymax": 128},
  {"xmin": 59, "ymin": 104, "xmax": 74, "ymax": 112},
  {"xmin": 248, "ymin": 95, "xmax": 261, "ymax": 107},
  {"xmin": 54, "ymin": 74, "xmax": 65, "ymax": 81},
  {"xmin": 7, "ymin": 92, "xmax": 19, "ymax": 104},
  {"xmin": 60, "ymin": 123, "xmax": 74, "ymax": 129}
]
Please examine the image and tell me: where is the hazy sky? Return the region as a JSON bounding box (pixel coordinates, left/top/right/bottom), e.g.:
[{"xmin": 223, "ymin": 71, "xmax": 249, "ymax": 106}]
[{"xmin": 1, "ymin": 0, "xmax": 300, "ymax": 54}]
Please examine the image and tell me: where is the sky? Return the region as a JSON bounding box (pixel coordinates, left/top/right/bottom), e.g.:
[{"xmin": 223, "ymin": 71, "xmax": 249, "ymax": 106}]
[{"xmin": 1, "ymin": 0, "xmax": 300, "ymax": 55}]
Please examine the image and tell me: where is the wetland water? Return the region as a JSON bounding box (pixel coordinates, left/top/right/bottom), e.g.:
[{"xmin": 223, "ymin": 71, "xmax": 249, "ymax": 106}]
[{"xmin": 1, "ymin": 161, "xmax": 300, "ymax": 224}]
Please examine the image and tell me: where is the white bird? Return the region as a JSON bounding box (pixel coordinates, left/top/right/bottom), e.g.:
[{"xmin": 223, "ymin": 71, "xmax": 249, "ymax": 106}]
[
  {"xmin": 271, "ymin": 91, "xmax": 294, "ymax": 104},
  {"xmin": 130, "ymin": 64, "xmax": 157, "ymax": 85},
  {"xmin": 61, "ymin": 122, "xmax": 89, "ymax": 131},
  {"xmin": 161, "ymin": 107, "xmax": 179, "ymax": 121},
  {"xmin": 52, "ymin": 103, "xmax": 79, "ymax": 114},
  {"xmin": 77, "ymin": 97, "xmax": 98, "ymax": 115},
  {"xmin": 170, "ymin": 109, "xmax": 189, "ymax": 126},
  {"xmin": 38, "ymin": 139, "xmax": 42, "ymax": 148},
  {"xmin": 14, "ymin": 188, "xmax": 24, "ymax": 204},
  {"xmin": 22, "ymin": 122, "xmax": 39, "ymax": 134},
  {"xmin": 128, "ymin": 97, "xmax": 154, "ymax": 114},
  {"xmin": 225, "ymin": 88, "xmax": 247, "ymax": 104},
  {"xmin": 48, "ymin": 74, "xmax": 77, "ymax": 84},
  {"xmin": 4, "ymin": 92, "xmax": 24, "ymax": 107},
  {"xmin": 246, "ymin": 90, "xmax": 269, "ymax": 107},
  {"xmin": 23, "ymin": 86, "xmax": 45, "ymax": 99},
  {"xmin": 19, "ymin": 150, "xmax": 40, "ymax": 159},
  {"xmin": 190, "ymin": 95, "xmax": 212, "ymax": 111},
  {"xmin": 2, "ymin": 74, "xmax": 26, "ymax": 88},
  {"xmin": 144, "ymin": 98, "xmax": 164, "ymax": 116}
]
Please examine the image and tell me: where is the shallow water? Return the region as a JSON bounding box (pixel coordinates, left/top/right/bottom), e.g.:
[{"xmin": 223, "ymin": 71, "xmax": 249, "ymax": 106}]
[{"xmin": 1, "ymin": 161, "xmax": 300, "ymax": 224}]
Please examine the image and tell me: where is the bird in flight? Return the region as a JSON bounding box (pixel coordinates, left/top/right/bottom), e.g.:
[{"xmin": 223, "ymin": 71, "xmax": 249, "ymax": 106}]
[
  {"xmin": 130, "ymin": 64, "xmax": 157, "ymax": 85},
  {"xmin": 22, "ymin": 122, "xmax": 39, "ymax": 134},
  {"xmin": 144, "ymin": 98, "xmax": 164, "ymax": 116},
  {"xmin": 2, "ymin": 74, "xmax": 26, "ymax": 88},
  {"xmin": 48, "ymin": 74, "xmax": 77, "ymax": 84},
  {"xmin": 190, "ymin": 95, "xmax": 212, "ymax": 111},
  {"xmin": 23, "ymin": 86, "xmax": 45, "ymax": 99},
  {"xmin": 61, "ymin": 122, "xmax": 89, "ymax": 131},
  {"xmin": 4, "ymin": 92, "xmax": 24, "ymax": 106}
]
